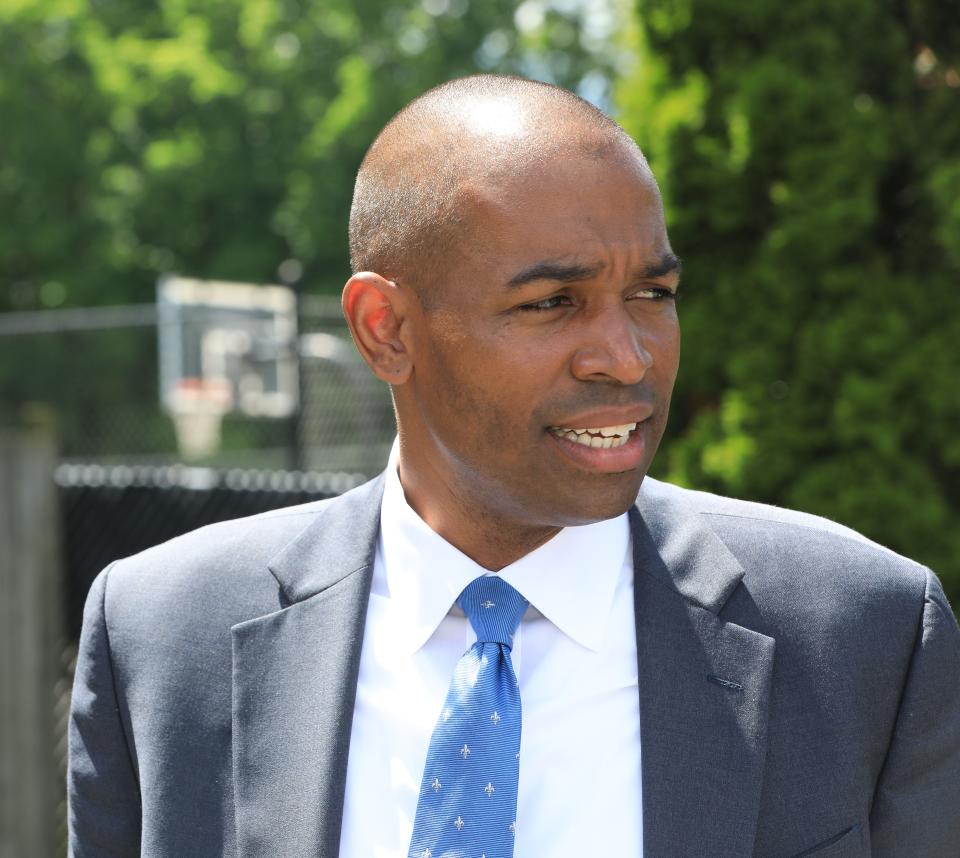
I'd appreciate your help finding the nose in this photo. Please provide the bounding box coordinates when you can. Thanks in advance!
[570,305,654,385]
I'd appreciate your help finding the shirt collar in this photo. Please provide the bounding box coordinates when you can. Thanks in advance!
[378,441,630,654]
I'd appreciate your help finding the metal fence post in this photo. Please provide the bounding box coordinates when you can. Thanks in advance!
[0,431,62,858]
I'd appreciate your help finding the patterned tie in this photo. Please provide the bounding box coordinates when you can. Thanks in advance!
[408,575,529,858]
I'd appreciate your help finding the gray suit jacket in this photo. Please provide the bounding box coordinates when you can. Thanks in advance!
[68,476,960,857]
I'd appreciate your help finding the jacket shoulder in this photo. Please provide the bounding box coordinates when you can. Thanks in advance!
[639,477,933,632]
[642,476,927,577]
[95,476,382,638]
[638,478,941,702]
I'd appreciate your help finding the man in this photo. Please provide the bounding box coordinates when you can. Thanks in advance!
[69,75,960,857]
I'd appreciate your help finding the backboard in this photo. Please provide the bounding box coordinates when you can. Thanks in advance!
[157,276,299,458]
[158,275,298,417]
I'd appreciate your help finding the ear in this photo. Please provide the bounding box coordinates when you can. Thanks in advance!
[341,272,413,384]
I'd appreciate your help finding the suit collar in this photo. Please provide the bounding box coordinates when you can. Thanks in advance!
[634,476,745,613]
[266,472,744,614]
[267,472,386,604]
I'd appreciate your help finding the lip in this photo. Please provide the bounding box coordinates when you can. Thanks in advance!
[547,406,654,432]
[545,416,651,474]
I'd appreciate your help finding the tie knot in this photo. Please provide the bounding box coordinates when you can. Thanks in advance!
[457,576,528,648]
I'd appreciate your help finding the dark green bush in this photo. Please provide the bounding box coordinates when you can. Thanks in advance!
[619,0,960,606]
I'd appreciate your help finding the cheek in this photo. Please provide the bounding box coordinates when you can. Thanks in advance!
[417,327,509,430]
[650,314,681,378]
[663,333,681,381]
[436,347,545,450]
[423,308,470,349]
[417,311,475,398]
[418,310,571,446]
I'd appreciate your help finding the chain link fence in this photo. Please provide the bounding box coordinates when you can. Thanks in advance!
[0,295,396,473]
[57,462,365,639]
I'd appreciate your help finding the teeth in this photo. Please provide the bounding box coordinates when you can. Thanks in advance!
[549,421,639,449]
[600,423,636,437]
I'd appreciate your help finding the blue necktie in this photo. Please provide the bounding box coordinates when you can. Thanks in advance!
[408,575,529,858]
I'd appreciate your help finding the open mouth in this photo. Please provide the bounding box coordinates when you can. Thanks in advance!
[547,422,638,449]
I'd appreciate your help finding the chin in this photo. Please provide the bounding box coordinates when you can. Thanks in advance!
[539,472,646,527]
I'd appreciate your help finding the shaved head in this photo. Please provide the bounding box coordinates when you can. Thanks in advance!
[342,74,677,566]
[348,74,652,299]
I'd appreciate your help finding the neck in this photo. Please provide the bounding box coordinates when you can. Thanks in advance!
[395,445,561,572]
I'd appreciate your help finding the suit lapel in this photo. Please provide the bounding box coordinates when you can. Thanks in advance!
[231,475,385,858]
[631,482,775,857]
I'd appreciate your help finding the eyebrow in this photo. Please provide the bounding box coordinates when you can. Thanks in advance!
[505,260,602,289]
[505,251,682,289]
[642,252,682,280]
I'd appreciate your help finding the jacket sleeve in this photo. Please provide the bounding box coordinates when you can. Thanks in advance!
[870,567,960,854]
[68,564,142,857]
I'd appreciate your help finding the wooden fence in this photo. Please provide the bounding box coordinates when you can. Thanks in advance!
[0,432,62,858]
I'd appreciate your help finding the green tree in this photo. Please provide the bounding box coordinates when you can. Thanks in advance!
[618,0,960,604]
[0,0,620,454]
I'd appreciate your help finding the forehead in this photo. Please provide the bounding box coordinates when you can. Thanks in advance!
[450,146,669,281]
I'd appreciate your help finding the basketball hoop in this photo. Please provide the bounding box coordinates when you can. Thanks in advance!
[168,378,232,460]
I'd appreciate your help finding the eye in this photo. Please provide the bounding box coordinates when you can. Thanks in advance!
[518,295,572,312]
[633,286,678,301]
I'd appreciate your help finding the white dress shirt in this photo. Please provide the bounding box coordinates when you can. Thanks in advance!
[338,449,643,857]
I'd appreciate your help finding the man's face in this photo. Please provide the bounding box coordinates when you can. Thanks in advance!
[400,145,680,529]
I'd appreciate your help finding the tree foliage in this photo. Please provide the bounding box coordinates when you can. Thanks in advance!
[1,0,619,308]
[618,0,960,603]
[0,0,619,452]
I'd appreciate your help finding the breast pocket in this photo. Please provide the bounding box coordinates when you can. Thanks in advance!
[789,823,865,857]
